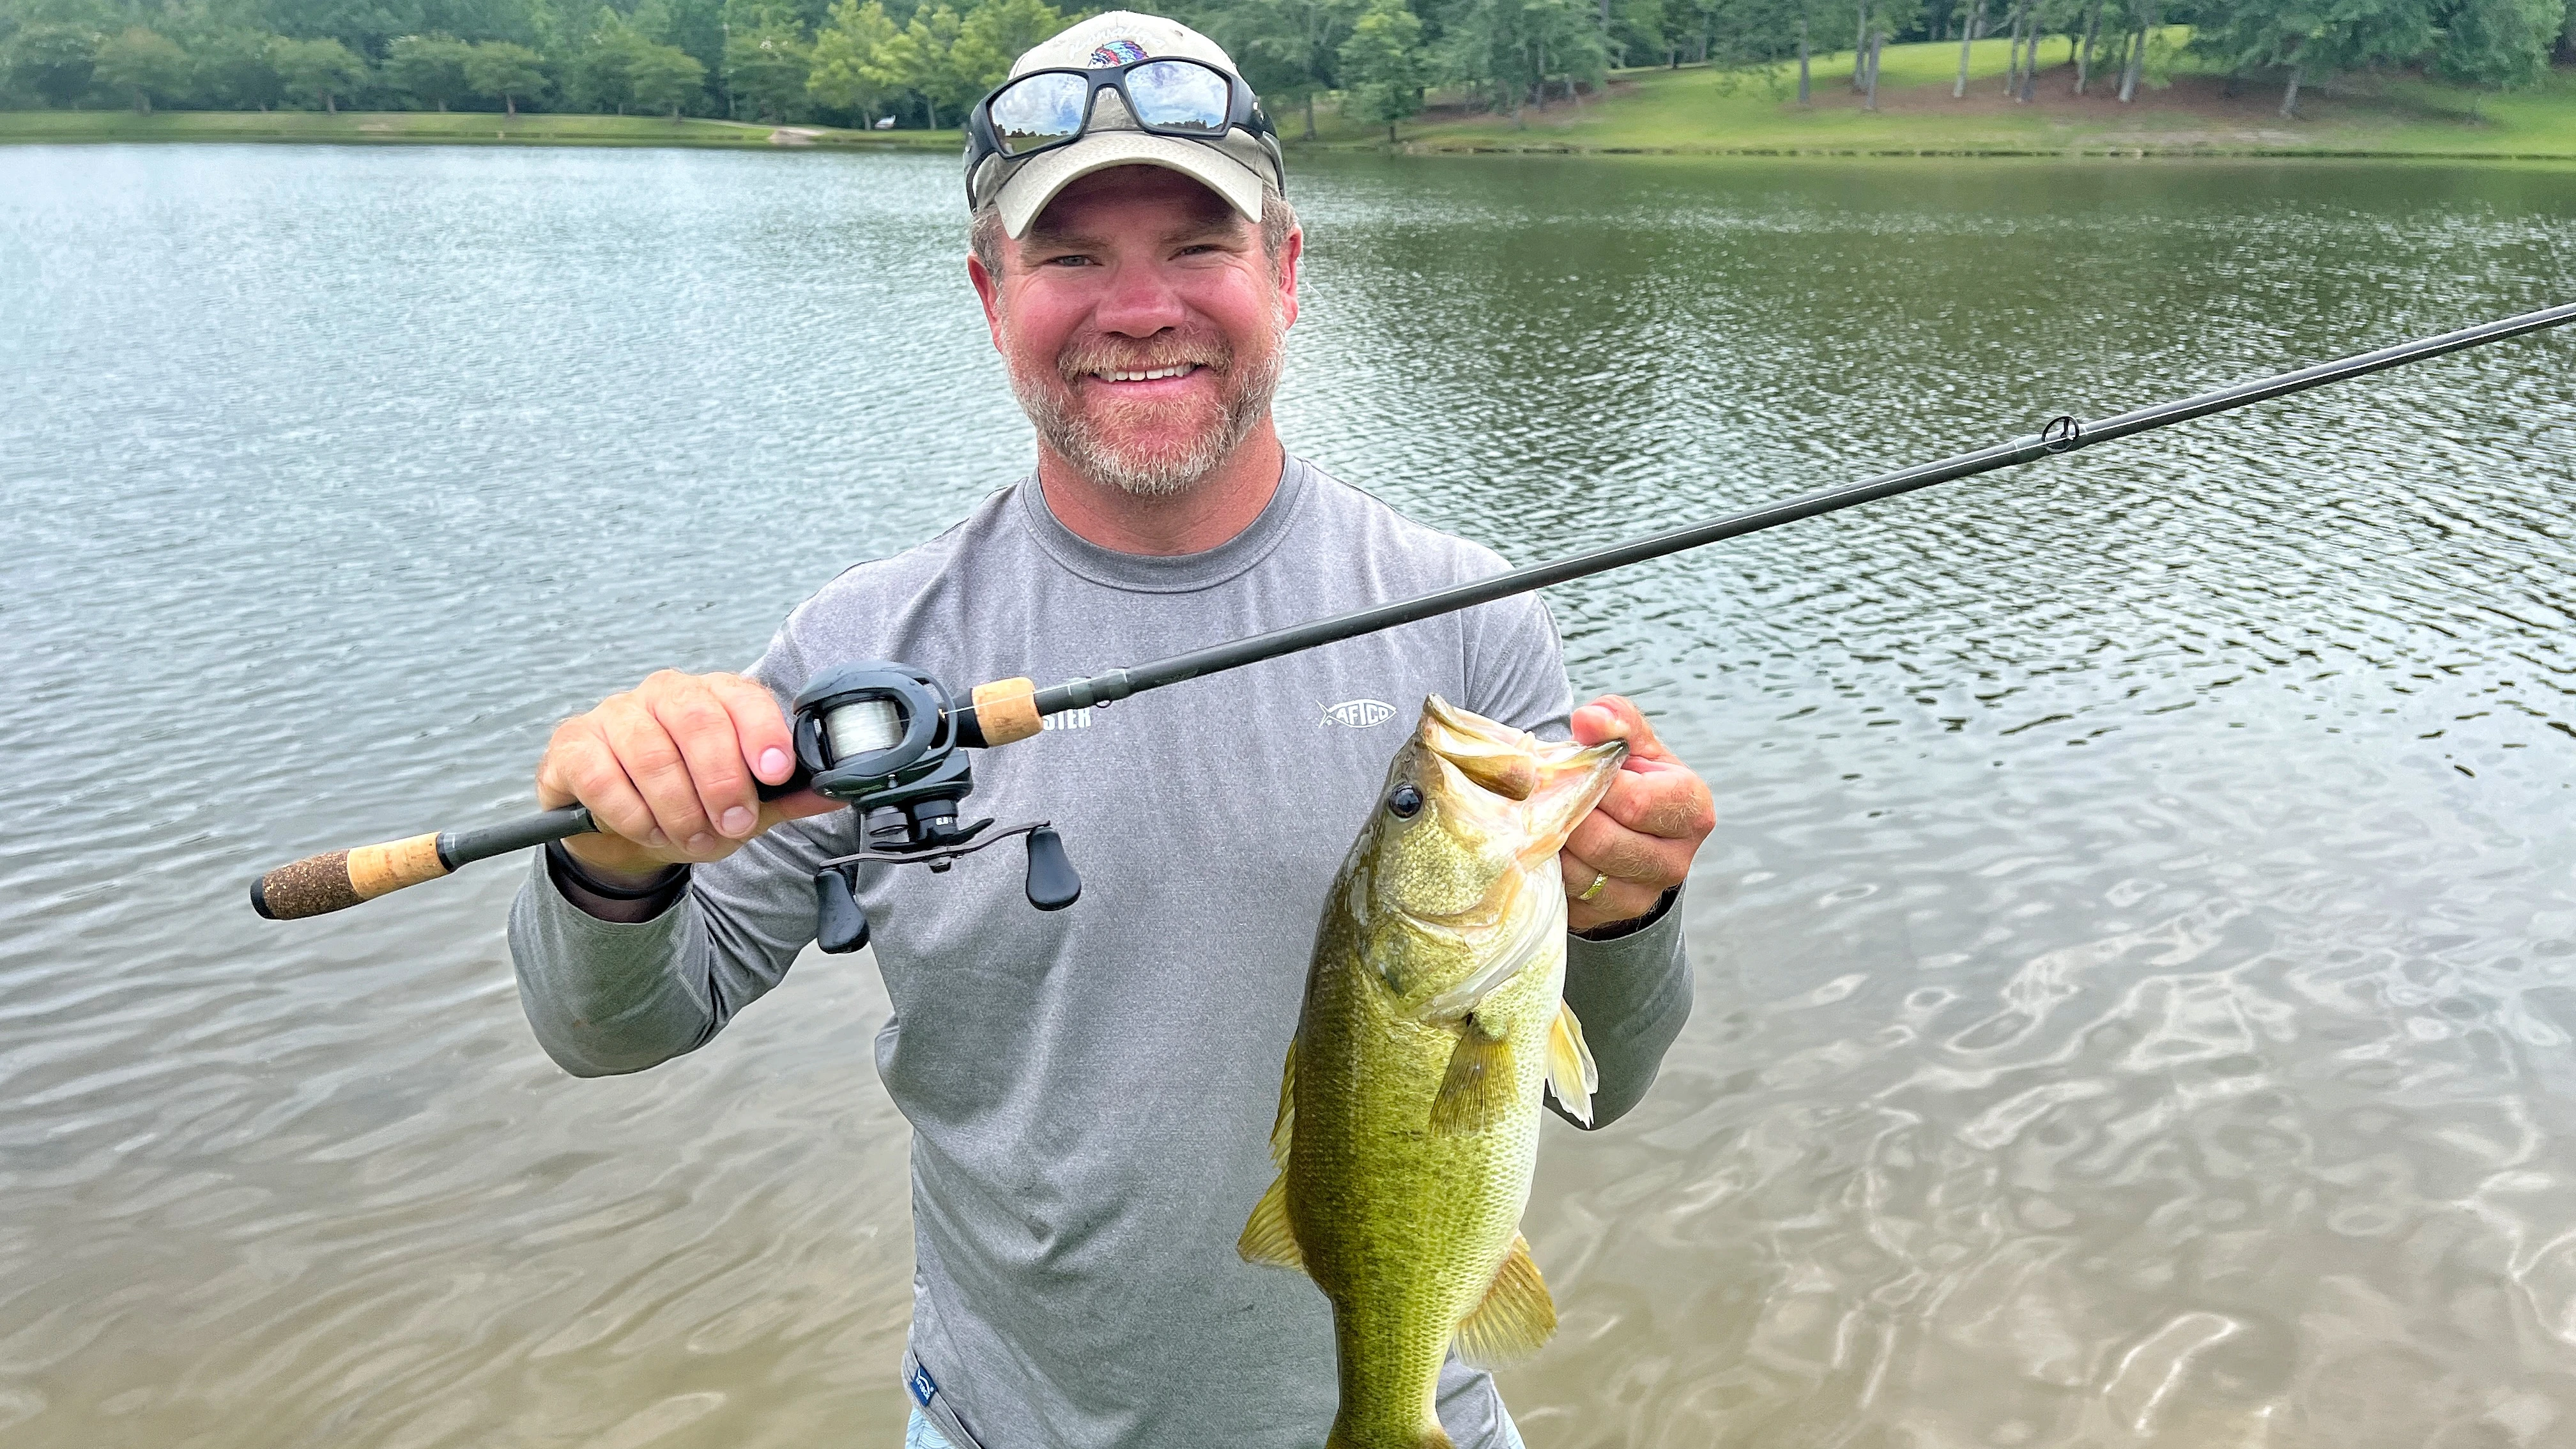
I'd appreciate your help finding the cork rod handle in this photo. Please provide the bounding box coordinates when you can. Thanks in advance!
[250,832,453,920]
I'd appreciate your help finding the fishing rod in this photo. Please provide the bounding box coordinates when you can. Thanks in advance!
[250,300,2576,946]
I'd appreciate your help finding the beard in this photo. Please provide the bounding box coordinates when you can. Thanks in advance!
[1004,316,1286,498]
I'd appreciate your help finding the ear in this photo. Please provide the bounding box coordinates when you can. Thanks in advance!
[968,249,1006,351]
[1274,221,1302,331]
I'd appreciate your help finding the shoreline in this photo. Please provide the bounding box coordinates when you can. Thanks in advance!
[0,111,957,151]
[8,38,2575,165]
[8,112,2573,164]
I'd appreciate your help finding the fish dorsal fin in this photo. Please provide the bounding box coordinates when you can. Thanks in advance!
[1236,1172,1305,1271]
[1269,1043,1296,1170]
[1545,1000,1599,1128]
[1428,1017,1514,1137]
[1453,1233,1558,1367]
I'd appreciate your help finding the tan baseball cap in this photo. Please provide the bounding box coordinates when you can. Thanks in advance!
[966,10,1286,239]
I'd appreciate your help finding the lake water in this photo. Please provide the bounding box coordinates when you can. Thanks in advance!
[3,143,2574,1448]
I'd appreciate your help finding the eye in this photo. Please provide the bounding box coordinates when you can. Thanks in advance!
[1386,784,1423,819]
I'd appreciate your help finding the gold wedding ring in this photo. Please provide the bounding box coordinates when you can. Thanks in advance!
[1578,871,1609,902]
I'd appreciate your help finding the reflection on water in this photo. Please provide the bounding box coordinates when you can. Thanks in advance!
[3,144,2573,1447]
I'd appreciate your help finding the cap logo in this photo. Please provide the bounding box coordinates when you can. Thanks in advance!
[1088,38,1148,66]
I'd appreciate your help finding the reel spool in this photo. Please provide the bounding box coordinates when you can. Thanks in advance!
[785,661,1080,955]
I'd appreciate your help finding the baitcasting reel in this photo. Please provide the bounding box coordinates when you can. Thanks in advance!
[779,661,1080,954]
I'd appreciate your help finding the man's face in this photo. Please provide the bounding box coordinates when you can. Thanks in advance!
[970,165,1301,498]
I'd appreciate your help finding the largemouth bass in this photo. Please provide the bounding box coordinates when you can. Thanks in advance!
[1240,696,1625,1449]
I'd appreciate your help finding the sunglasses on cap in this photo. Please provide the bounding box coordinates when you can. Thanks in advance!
[963,56,1282,206]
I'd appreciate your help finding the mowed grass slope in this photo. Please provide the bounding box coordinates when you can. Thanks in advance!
[0,107,956,149]
[1354,36,2576,158]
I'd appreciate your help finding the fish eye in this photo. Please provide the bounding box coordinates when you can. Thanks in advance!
[1386,784,1423,819]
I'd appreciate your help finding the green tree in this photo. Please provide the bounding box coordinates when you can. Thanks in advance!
[93,26,189,112]
[4,22,103,107]
[1438,0,1606,125]
[949,0,1069,94]
[869,2,965,126]
[1206,0,1360,139]
[270,35,369,112]
[385,33,475,109]
[196,28,286,110]
[629,38,706,113]
[463,39,546,115]
[724,9,812,119]
[2434,0,2562,108]
[1337,0,1426,140]
[806,0,900,118]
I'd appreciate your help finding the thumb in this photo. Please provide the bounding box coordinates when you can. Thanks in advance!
[1570,694,1673,763]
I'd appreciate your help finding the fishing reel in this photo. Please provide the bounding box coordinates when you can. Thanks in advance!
[777,661,1080,954]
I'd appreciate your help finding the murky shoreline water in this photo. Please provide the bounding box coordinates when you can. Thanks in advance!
[3,144,2574,1446]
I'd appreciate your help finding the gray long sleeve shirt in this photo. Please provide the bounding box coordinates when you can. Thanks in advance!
[509,457,1692,1449]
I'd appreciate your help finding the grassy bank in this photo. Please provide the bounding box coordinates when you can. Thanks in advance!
[1330,36,2576,160]
[10,42,2576,160]
[0,107,956,150]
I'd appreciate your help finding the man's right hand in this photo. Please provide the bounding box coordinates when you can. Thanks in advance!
[536,670,840,886]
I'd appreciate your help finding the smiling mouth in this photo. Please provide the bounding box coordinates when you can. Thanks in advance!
[1087,364,1203,383]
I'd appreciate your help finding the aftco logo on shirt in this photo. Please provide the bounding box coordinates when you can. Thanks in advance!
[1322,699,1396,728]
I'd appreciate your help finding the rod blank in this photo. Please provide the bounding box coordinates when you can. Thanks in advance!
[1026,300,2576,719]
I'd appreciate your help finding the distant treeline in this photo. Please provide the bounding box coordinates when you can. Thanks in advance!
[2,0,2570,130]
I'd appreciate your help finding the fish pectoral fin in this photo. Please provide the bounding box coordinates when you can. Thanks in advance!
[1545,1000,1600,1128]
[1269,1043,1296,1171]
[1236,1172,1305,1272]
[1453,1233,1558,1367]
[1428,1020,1514,1137]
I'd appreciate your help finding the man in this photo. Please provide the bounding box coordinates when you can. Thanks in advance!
[510,13,1713,1448]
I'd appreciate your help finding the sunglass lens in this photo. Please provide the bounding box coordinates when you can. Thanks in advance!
[989,73,1089,155]
[1126,60,1229,136]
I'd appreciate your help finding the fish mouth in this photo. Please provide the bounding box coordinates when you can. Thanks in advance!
[1416,696,1626,870]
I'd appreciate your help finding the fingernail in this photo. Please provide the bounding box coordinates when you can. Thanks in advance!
[760,747,790,780]
[687,832,716,854]
[721,806,755,836]
[645,829,668,848]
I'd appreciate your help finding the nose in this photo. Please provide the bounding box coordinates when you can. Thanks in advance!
[1093,257,1189,339]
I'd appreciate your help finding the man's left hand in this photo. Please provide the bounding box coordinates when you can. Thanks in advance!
[1561,696,1715,935]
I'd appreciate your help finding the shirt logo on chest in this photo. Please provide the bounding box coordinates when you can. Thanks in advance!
[1322,699,1397,729]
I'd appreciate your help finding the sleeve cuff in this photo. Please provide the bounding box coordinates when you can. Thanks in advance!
[544,839,691,923]
[1573,885,1678,942]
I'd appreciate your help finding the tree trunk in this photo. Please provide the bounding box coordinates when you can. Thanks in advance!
[1854,0,1870,87]
[1800,18,1813,104]
[2004,3,2022,97]
[134,91,150,114]
[1955,0,1983,97]
[2076,0,2103,92]
[2278,62,2301,117]
[2022,26,2041,100]
[437,98,447,112]
[324,92,336,114]
[1303,92,1315,139]
[2119,24,2143,102]
[1387,119,1396,141]
[505,95,518,118]
[1863,33,1882,109]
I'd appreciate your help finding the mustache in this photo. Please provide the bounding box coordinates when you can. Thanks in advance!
[1055,334,1233,383]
